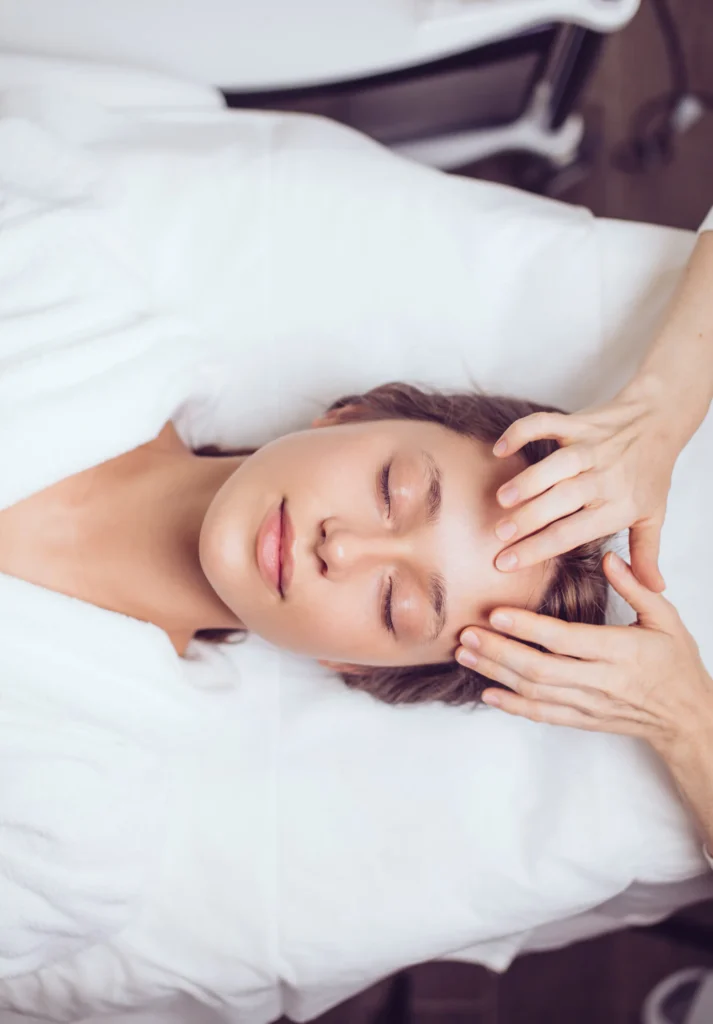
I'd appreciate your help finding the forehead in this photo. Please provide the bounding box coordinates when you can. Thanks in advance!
[383,421,552,659]
[433,507,551,661]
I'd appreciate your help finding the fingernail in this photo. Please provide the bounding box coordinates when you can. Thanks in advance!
[493,439,507,456]
[490,612,513,630]
[495,551,518,571]
[495,520,517,541]
[498,485,518,507]
[610,553,628,572]
[482,691,501,706]
[460,629,480,649]
[458,649,478,670]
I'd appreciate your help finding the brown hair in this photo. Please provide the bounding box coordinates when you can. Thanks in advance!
[195,383,608,706]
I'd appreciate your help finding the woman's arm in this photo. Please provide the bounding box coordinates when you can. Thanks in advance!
[664,718,713,863]
[630,230,713,450]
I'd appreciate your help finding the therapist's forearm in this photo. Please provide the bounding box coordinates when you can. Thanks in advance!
[664,706,713,861]
[623,231,713,448]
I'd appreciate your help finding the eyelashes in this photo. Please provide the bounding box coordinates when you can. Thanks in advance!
[380,460,394,634]
[380,461,392,516]
[382,577,395,634]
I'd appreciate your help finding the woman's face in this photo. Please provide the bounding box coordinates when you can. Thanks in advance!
[199,417,550,667]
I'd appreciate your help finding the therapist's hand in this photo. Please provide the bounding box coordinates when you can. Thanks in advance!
[491,386,680,592]
[456,552,713,761]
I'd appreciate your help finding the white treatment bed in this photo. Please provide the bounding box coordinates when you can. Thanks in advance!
[0,51,712,1024]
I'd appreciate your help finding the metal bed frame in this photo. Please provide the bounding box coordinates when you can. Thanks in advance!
[224,19,617,192]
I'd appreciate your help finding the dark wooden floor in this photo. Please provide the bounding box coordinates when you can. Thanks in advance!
[464,0,713,232]
[277,3,713,1022]
[557,0,713,230]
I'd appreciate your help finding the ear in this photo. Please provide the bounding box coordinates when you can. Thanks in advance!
[318,658,361,675]
[310,403,364,429]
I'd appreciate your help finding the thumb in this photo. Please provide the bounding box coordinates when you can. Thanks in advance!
[603,551,672,627]
[628,519,666,592]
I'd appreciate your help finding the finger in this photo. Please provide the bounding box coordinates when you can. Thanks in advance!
[456,645,525,692]
[480,689,624,732]
[628,519,666,593]
[603,551,675,628]
[457,629,591,688]
[496,446,590,509]
[460,647,620,718]
[494,506,611,573]
[462,608,620,662]
[495,476,596,546]
[493,411,586,458]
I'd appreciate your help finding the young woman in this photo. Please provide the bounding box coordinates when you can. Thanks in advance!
[0,383,605,705]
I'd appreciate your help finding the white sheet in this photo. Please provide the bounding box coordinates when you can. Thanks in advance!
[0,52,711,1024]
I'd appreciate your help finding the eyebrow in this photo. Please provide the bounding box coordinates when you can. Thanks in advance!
[422,450,442,525]
[419,450,447,642]
[426,571,447,643]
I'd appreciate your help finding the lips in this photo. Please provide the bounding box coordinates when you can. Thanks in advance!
[256,499,295,598]
[256,500,284,596]
[280,502,295,595]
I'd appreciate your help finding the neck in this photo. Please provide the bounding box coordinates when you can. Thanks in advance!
[81,444,246,644]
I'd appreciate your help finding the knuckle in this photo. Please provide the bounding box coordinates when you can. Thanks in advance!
[490,646,508,669]
[573,443,596,473]
[562,446,585,477]
[584,471,609,509]
[516,413,543,441]
[530,682,550,702]
[566,477,588,507]
[546,520,570,547]
[532,411,553,433]
[529,702,547,723]
[529,661,551,685]
[535,618,559,649]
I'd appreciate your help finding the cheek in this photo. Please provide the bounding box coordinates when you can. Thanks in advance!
[198,490,252,612]
[242,580,383,662]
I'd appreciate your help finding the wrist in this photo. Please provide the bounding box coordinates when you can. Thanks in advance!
[620,372,705,452]
[661,687,713,773]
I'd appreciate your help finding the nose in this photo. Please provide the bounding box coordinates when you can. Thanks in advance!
[317,520,408,577]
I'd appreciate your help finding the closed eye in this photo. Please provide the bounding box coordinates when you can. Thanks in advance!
[382,577,395,634]
[380,461,392,516]
[378,461,396,636]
